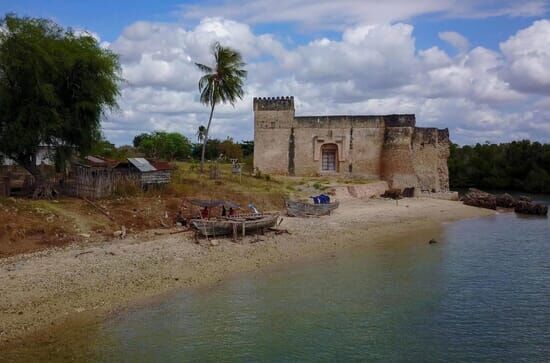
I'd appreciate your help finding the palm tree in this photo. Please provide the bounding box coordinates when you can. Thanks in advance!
[196,125,206,142]
[195,42,247,172]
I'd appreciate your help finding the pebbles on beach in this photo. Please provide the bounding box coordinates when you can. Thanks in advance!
[0,198,493,345]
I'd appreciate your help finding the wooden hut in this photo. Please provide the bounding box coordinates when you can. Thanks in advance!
[65,156,135,199]
[116,158,172,187]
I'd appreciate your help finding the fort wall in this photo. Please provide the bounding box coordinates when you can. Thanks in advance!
[253,96,450,192]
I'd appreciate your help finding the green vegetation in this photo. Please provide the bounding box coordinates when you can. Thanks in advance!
[90,137,137,160]
[132,131,192,161]
[191,137,243,160]
[449,140,550,193]
[89,136,253,164]
[0,15,120,193]
[195,42,247,172]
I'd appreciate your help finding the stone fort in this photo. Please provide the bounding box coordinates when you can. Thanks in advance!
[253,96,450,192]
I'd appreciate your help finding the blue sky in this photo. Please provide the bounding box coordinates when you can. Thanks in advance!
[2,1,544,48]
[1,0,549,145]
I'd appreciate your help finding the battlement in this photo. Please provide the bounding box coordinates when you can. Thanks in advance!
[253,94,450,191]
[253,96,295,111]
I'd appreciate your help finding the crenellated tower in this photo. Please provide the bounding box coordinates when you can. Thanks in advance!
[253,97,295,174]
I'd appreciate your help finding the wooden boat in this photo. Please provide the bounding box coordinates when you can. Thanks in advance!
[286,199,339,217]
[191,213,279,237]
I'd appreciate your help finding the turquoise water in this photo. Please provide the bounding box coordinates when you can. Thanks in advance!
[5,197,550,362]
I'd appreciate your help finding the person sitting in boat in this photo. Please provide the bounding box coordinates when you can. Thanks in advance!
[228,207,236,217]
[201,206,209,219]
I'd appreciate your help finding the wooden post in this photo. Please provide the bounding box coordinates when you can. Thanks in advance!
[232,222,237,242]
[242,221,246,238]
[3,176,10,197]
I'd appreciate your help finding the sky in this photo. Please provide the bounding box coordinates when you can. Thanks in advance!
[1,0,550,145]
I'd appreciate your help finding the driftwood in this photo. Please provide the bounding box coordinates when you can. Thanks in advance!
[74,250,94,258]
[82,197,115,221]
[169,228,191,235]
[268,228,291,235]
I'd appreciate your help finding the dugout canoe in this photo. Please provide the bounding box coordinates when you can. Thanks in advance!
[191,213,279,237]
[285,200,339,217]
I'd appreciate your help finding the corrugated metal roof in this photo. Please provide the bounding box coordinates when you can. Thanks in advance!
[149,160,173,171]
[127,158,157,172]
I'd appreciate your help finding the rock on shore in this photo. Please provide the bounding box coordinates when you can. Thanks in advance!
[462,188,547,216]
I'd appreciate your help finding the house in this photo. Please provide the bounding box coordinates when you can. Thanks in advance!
[1,144,57,166]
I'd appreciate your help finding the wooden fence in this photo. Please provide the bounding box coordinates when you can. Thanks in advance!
[63,168,140,199]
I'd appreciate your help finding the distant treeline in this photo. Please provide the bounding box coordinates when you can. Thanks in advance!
[449,140,550,193]
[91,131,254,163]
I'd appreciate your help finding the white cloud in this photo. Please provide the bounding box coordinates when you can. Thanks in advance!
[180,0,548,29]
[103,17,550,146]
[438,31,470,53]
[500,19,550,94]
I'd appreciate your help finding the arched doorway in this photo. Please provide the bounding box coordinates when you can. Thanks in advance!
[321,143,338,172]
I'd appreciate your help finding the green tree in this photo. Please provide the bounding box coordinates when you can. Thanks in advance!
[133,133,150,148]
[0,14,120,197]
[133,131,192,161]
[448,140,550,193]
[219,137,243,160]
[239,140,254,157]
[195,42,247,172]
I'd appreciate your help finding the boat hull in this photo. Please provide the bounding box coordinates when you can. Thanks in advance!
[286,200,339,217]
[191,214,279,237]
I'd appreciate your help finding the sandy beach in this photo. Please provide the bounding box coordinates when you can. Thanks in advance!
[0,198,494,346]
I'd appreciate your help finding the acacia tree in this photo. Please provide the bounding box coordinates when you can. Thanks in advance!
[195,42,247,172]
[0,15,120,197]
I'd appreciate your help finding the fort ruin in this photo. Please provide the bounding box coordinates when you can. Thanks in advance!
[253,96,450,193]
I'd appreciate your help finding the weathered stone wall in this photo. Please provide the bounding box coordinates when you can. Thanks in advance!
[410,128,450,192]
[253,97,294,174]
[380,126,418,190]
[253,96,450,192]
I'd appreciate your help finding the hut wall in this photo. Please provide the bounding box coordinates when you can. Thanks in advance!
[140,170,171,185]
[64,167,140,199]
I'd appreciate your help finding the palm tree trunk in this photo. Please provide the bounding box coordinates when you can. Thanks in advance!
[200,102,216,173]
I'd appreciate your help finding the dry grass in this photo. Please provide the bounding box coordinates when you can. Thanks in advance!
[0,163,309,258]
[0,164,384,258]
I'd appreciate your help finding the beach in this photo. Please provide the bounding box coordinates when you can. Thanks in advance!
[0,198,493,346]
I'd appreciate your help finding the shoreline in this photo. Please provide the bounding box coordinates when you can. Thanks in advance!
[0,198,494,348]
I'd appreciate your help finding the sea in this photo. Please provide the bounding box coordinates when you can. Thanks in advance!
[3,194,549,362]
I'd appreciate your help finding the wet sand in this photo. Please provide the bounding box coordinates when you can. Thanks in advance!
[0,198,493,347]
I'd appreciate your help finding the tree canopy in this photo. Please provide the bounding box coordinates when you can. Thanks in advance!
[133,131,192,161]
[191,138,251,161]
[0,14,120,183]
[449,140,550,193]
